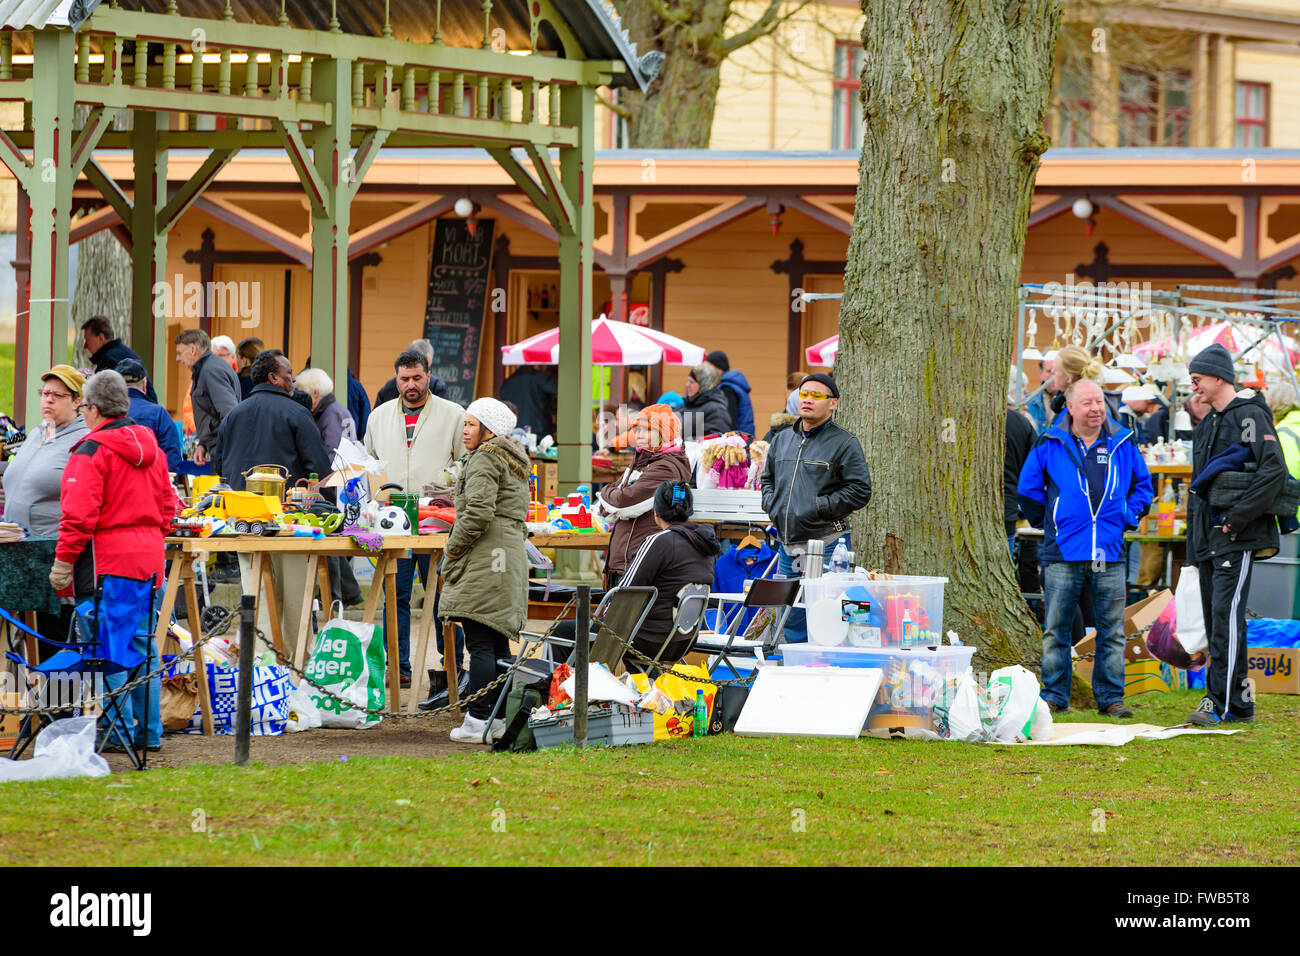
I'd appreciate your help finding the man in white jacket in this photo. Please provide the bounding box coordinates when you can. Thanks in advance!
[364,348,466,684]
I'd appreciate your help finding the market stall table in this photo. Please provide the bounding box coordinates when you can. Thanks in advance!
[165,532,610,720]
[0,537,61,692]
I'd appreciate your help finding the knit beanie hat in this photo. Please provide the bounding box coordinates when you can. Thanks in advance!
[689,363,720,391]
[799,372,839,399]
[1188,344,1235,383]
[705,350,730,373]
[635,403,682,447]
[466,397,517,439]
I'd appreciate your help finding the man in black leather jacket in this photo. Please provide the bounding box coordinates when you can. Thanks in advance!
[760,373,872,641]
[1185,344,1287,727]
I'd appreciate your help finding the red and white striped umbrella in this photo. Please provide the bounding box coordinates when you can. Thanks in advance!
[805,334,838,367]
[500,315,706,366]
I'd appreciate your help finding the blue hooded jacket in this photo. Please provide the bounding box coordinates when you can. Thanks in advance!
[718,369,755,436]
[1017,410,1153,563]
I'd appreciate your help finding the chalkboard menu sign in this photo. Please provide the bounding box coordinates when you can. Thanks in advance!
[422,217,495,406]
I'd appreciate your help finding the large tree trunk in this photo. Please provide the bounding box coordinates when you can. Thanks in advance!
[837,0,1063,670]
[617,1,727,148]
[71,229,132,367]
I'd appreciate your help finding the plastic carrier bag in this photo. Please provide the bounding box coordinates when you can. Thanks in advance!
[302,603,386,728]
[987,665,1041,742]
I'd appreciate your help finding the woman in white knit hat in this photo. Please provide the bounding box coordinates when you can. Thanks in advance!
[440,397,531,743]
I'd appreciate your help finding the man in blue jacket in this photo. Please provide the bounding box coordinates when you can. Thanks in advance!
[1018,378,1153,717]
[705,350,755,437]
[115,358,182,473]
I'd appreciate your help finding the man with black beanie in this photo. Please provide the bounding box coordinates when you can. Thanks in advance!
[1185,343,1288,726]
[704,349,755,436]
[760,372,872,642]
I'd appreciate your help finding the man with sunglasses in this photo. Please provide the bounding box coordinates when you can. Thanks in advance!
[760,373,872,642]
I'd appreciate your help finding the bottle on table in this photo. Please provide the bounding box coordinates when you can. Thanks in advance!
[693,689,707,738]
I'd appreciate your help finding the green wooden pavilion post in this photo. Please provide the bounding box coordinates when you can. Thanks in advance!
[556,82,595,493]
[131,111,170,387]
[307,57,352,393]
[27,30,77,382]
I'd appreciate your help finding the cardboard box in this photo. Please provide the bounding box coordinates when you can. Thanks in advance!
[1073,589,1188,699]
[1248,646,1299,695]
[0,692,22,751]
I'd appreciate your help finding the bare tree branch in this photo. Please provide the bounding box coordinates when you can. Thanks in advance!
[595,88,631,120]
[718,0,815,56]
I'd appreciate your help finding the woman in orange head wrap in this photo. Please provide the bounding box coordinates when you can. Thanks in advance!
[593,403,691,587]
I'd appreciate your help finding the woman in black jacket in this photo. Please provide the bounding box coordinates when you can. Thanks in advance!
[618,481,722,667]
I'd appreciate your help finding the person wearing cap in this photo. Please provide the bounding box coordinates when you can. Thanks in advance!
[1185,343,1288,727]
[439,398,530,744]
[594,404,693,588]
[760,373,872,643]
[115,358,182,473]
[704,350,755,437]
[681,363,731,440]
[2,365,93,644]
[81,315,156,404]
[1120,383,1168,444]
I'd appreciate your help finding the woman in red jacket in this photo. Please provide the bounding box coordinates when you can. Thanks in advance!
[594,404,691,588]
[49,371,180,753]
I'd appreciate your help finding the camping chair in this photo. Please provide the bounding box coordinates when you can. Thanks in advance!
[691,577,802,678]
[639,583,712,679]
[3,575,158,770]
[480,585,657,743]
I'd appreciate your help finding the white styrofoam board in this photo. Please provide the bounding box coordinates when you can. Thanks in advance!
[733,665,882,738]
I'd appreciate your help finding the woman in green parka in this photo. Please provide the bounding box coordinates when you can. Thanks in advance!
[441,397,531,744]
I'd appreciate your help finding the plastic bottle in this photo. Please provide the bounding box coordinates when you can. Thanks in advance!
[901,609,915,649]
[693,689,707,738]
[829,542,850,574]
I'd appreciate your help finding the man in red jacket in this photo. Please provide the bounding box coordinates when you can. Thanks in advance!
[49,371,179,753]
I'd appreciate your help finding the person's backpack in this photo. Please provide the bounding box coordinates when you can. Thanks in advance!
[491,676,550,753]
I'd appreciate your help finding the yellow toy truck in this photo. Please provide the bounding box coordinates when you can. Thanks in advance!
[182,488,285,535]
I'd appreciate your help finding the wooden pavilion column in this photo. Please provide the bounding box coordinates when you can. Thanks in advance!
[307,59,353,396]
[557,84,595,493]
[26,30,76,392]
[131,111,169,385]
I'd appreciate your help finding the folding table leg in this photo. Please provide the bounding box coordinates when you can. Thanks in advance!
[154,558,182,651]
[443,620,460,709]
[182,559,214,735]
[384,558,400,713]
[259,556,285,657]
[294,554,320,672]
[409,577,438,714]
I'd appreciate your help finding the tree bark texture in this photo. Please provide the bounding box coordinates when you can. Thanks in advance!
[618,0,725,148]
[71,229,132,367]
[837,0,1063,669]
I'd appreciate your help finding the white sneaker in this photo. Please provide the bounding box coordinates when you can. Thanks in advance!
[449,714,489,743]
[487,718,507,741]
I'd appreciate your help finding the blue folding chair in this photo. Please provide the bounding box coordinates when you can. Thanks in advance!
[3,575,158,770]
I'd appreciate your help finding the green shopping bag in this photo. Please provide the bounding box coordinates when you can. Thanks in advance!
[302,603,386,728]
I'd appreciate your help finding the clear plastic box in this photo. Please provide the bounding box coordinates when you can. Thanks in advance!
[779,644,975,732]
[801,572,948,648]
[529,704,654,749]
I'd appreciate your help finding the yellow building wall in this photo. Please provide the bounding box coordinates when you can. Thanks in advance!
[1235,49,1300,147]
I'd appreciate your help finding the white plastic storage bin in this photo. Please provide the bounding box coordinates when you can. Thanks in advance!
[529,704,654,749]
[779,643,974,732]
[801,572,948,648]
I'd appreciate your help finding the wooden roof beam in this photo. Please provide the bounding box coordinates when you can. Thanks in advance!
[193,194,311,265]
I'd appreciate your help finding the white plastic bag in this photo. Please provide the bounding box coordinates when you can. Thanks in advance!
[987,665,1041,742]
[0,717,110,783]
[303,605,385,729]
[285,683,323,733]
[1174,566,1207,654]
[1028,698,1055,741]
[944,670,991,743]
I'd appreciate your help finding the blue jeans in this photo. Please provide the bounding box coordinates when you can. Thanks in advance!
[1041,560,1126,710]
[102,594,162,748]
[777,533,851,644]
[387,554,464,673]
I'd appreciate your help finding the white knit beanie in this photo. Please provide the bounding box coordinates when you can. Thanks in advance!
[466,397,516,439]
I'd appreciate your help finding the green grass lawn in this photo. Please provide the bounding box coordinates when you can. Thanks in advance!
[2,690,1296,866]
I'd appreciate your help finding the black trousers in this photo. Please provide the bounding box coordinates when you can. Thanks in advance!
[457,618,511,720]
[1198,552,1255,718]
